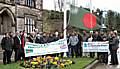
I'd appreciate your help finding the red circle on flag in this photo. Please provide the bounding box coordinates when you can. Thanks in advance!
[83,13,96,29]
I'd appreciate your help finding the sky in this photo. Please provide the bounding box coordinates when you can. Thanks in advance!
[43,0,120,12]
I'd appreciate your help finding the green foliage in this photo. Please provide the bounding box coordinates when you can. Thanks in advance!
[106,10,120,33]
[0,58,94,69]
[43,10,63,32]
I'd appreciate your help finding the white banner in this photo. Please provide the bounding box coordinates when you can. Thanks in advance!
[83,42,109,52]
[24,39,68,57]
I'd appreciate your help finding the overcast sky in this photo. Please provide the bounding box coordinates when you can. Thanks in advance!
[43,0,120,12]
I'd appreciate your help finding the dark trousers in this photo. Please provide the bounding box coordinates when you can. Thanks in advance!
[79,47,82,57]
[67,46,71,57]
[90,52,95,58]
[71,45,78,58]
[77,43,82,57]
[101,52,108,64]
[14,48,21,62]
[111,50,118,65]
[19,47,25,60]
[60,52,64,58]
[56,53,59,57]
[109,45,112,54]
[3,50,11,64]
[97,52,101,59]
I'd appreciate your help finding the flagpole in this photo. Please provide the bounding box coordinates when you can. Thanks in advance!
[63,0,67,57]
[64,0,67,39]
[90,0,93,31]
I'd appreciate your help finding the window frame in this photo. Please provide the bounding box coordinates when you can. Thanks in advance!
[25,0,35,7]
[25,17,35,33]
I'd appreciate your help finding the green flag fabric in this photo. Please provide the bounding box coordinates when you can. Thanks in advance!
[69,5,100,31]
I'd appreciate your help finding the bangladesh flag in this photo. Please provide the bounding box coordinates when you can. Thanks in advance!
[69,5,100,31]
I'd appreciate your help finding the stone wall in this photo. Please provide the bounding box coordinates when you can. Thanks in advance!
[0,0,43,43]
[0,0,43,32]
[43,10,63,33]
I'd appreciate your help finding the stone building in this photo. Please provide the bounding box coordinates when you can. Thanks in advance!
[43,10,63,33]
[0,0,43,34]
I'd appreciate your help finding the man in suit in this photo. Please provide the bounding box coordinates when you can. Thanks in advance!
[13,32,21,62]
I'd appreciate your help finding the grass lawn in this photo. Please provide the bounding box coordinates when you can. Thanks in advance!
[0,58,95,69]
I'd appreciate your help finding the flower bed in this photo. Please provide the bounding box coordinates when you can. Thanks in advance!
[20,56,75,69]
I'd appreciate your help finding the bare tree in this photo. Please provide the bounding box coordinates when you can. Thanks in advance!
[54,0,64,11]
[57,0,64,11]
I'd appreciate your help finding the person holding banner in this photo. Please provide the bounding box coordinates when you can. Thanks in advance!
[86,32,94,58]
[42,32,49,44]
[48,33,54,43]
[28,32,35,43]
[69,32,79,58]
[82,31,89,57]
[67,33,71,58]
[101,33,108,64]
[59,33,64,58]
[77,32,83,57]
[35,33,43,43]
[53,32,60,57]
[93,31,103,59]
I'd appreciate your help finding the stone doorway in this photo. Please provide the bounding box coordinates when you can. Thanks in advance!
[0,8,15,34]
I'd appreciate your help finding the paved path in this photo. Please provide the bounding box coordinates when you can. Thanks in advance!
[94,41,120,69]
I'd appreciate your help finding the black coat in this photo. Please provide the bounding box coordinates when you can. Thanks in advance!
[93,35,103,41]
[111,36,119,50]
[1,37,12,50]
[48,36,54,43]
[35,36,44,44]
[42,36,48,43]
[13,36,20,49]
[29,35,34,43]
[53,36,59,41]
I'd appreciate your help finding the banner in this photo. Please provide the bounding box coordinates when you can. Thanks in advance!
[24,39,68,57]
[83,42,109,52]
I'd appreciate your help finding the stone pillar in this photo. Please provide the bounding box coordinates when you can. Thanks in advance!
[0,15,2,33]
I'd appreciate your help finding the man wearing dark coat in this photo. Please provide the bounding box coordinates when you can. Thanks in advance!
[13,32,21,62]
[77,33,83,57]
[1,33,12,64]
[110,32,119,65]
[93,31,103,59]
[35,33,43,44]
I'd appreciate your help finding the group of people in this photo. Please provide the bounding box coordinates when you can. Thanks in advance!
[1,30,119,65]
[82,30,119,65]
[0,30,82,65]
